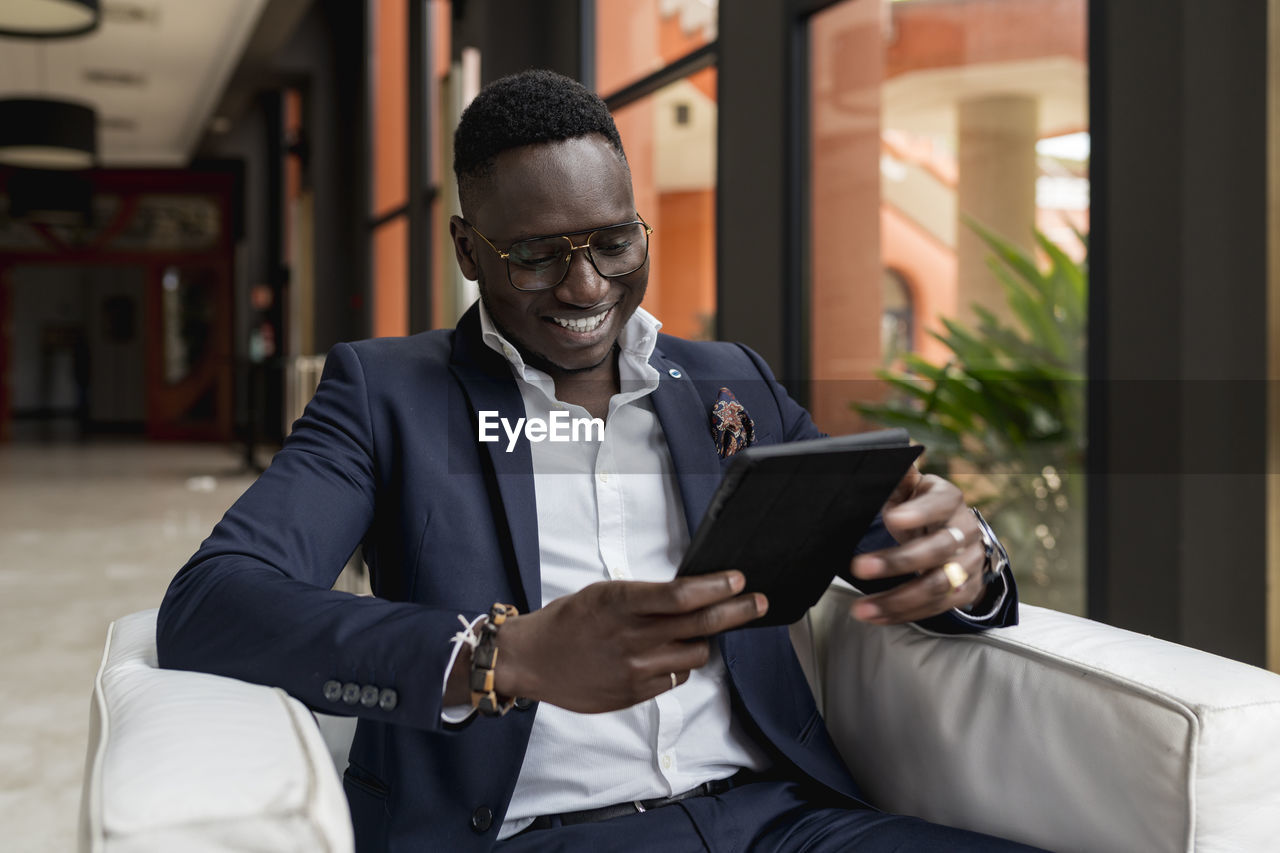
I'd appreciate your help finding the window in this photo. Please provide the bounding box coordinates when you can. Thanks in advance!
[369,0,409,337]
[598,0,718,340]
[810,0,1088,614]
[881,268,914,367]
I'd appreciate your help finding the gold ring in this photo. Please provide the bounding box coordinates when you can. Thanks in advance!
[943,526,965,552]
[941,561,969,591]
[670,672,678,690]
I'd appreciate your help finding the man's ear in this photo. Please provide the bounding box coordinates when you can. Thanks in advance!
[449,215,479,281]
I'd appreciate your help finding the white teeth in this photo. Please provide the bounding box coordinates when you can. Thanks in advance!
[552,309,609,333]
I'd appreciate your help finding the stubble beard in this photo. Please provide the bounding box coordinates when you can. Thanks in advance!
[476,273,618,378]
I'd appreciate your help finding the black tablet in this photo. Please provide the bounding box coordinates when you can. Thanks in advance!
[677,430,924,627]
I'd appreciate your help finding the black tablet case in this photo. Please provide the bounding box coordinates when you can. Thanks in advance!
[678,430,924,627]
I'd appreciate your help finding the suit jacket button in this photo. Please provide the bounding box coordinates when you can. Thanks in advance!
[360,685,380,707]
[470,806,494,833]
[341,682,361,705]
[378,688,398,711]
[322,680,343,702]
[514,696,533,711]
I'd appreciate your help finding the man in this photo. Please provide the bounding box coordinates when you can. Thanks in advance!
[158,70,1040,852]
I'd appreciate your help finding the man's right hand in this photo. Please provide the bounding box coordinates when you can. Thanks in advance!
[480,570,766,714]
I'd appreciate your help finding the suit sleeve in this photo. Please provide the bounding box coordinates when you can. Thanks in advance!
[732,344,1018,634]
[156,342,478,732]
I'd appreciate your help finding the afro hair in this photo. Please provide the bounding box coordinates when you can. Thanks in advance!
[452,69,627,213]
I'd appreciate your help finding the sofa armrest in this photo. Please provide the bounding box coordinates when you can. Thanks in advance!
[797,584,1280,853]
[80,610,354,853]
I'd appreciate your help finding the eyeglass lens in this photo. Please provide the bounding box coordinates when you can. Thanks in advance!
[506,222,648,290]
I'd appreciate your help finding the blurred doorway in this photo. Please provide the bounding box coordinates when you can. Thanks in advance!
[0,169,236,442]
[4,261,232,441]
[8,265,145,439]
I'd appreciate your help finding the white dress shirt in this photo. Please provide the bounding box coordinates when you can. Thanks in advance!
[472,302,771,840]
[445,301,1004,839]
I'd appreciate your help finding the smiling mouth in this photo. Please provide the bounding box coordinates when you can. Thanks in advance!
[549,306,613,334]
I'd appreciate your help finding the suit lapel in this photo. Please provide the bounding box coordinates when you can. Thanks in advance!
[647,346,723,543]
[648,344,771,680]
[449,306,542,612]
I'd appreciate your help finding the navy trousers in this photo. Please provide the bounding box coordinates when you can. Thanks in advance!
[495,779,1050,853]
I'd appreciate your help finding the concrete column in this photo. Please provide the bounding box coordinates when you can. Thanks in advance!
[956,95,1039,323]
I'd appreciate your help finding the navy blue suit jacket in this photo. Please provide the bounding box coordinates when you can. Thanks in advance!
[157,304,1017,853]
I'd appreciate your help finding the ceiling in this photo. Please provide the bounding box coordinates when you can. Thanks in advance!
[0,0,269,167]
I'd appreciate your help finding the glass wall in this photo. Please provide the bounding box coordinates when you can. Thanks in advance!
[810,0,1088,613]
[598,0,718,340]
[596,0,716,94]
[369,0,409,338]
[1270,0,1280,669]
[361,0,718,341]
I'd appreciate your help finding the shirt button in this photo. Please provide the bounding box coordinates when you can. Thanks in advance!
[471,806,494,833]
[599,471,609,483]
[661,754,672,770]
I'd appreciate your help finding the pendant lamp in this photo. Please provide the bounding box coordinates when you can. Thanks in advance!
[0,98,98,169]
[8,167,93,225]
[0,0,100,38]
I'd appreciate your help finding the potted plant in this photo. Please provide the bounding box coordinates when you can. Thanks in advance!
[855,224,1087,613]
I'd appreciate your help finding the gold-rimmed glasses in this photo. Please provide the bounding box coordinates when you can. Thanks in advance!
[465,217,653,291]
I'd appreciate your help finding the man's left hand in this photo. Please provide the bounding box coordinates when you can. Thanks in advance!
[848,467,987,623]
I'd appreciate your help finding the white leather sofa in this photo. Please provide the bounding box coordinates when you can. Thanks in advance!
[81,584,1280,852]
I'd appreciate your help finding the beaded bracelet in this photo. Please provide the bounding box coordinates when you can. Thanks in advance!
[469,602,519,716]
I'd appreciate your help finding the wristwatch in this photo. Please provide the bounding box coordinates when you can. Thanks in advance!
[970,507,1010,585]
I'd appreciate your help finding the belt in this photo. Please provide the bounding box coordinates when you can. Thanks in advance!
[522,772,750,832]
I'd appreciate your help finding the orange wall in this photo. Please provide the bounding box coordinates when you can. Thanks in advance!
[373,217,408,338]
[371,0,408,337]
[596,0,663,95]
[886,0,1086,79]
[372,0,408,217]
[611,100,660,320]
[429,0,451,330]
[655,190,715,340]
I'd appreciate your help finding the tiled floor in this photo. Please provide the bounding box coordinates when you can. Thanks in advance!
[0,440,259,852]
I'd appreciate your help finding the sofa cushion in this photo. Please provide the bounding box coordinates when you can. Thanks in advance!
[809,589,1280,853]
[80,610,354,853]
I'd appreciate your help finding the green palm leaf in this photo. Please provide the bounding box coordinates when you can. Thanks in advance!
[854,223,1087,614]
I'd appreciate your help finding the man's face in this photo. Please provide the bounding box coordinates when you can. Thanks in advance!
[450,135,647,379]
